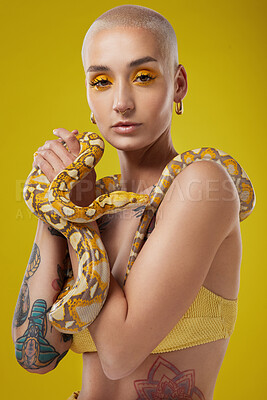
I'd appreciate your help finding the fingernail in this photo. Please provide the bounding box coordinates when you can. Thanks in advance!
[53,129,58,134]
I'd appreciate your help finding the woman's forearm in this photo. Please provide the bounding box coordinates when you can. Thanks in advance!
[12,219,73,374]
[88,274,129,379]
[67,220,130,379]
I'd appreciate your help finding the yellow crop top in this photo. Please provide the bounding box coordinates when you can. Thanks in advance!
[70,147,255,354]
[71,285,238,354]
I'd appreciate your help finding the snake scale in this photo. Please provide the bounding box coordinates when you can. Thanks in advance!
[23,131,255,333]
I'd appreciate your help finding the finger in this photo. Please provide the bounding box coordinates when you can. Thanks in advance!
[33,153,55,182]
[41,140,76,167]
[53,128,80,157]
[57,130,78,144]
[37,149,66,177]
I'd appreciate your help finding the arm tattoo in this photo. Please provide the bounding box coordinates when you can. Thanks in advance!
[13,280,30,328]
[52,264,67,292]
[50,251,73,344]
[134,356,205,400]
[61,333,72,343]
[97,215,112,233]
[52,251,72,302]
[132,205,146,218]
[26,242,41,279]
[55,350,68,367]
[48,225,66,239]
[15,299,61,370]
[97,203,147,234]
[13,242,41,328]
[133,185,156,218]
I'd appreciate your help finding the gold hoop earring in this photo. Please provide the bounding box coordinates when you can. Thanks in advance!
[90,112,96,124]
[175,100,183,115]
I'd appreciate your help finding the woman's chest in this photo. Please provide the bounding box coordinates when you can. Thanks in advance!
[97,207,145,287]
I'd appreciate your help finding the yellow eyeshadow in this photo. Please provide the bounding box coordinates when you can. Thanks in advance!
[88,70,157,90]
[89,75,113,90]
[134,70,156,76]
[133,70,157,85]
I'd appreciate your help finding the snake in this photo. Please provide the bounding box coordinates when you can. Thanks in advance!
[23,132,256,334]
[23,132,149,333]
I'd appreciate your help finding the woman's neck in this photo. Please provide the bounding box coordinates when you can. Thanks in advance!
[117,130,178,193]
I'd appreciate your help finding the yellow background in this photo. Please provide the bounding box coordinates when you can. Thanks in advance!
[1,0,266,398]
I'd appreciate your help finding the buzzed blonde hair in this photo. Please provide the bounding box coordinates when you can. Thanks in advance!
[81,5,179,76]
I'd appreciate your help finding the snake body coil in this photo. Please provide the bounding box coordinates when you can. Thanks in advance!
[23,132,255,334]
[23,132,149,333]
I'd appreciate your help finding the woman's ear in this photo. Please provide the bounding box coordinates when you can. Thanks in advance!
[85,77,87,88]
[174,64,187,103]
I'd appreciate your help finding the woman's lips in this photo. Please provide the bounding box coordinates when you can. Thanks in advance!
[111,124,142,134]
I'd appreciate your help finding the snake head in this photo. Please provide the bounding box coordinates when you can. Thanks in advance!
[91,190,150,218]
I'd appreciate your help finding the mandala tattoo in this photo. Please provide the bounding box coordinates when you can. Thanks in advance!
[13,242,41,327]
[134,356,205,400]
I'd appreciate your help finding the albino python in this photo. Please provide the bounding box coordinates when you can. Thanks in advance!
[23,131,255,334]
[23,132,149,333]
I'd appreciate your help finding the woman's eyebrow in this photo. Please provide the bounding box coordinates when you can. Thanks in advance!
[87,56,157,73]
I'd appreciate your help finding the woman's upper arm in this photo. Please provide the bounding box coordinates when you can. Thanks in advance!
[123,160,240,362]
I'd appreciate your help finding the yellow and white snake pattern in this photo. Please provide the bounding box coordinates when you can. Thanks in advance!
[23,132,149,333]
[23,132,255,334]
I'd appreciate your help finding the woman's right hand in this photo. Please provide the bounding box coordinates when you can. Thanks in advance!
[32,128,80,182]
[33,128,96,206]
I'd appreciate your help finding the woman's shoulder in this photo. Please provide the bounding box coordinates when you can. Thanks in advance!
[157,147,255,223]
[161,157,239,205]
[156,158,240,236]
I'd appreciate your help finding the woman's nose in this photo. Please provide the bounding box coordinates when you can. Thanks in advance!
[112,80,135,115]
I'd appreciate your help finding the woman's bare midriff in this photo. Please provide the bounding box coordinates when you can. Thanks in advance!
[80,338,230,400]
[77,193,242,400]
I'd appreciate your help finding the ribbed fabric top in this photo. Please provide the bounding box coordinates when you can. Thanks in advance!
[70,285,238,354]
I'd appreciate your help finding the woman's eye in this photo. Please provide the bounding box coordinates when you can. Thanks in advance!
[89,76,112,90]
[88,72,157,90]
[134,72,157,84]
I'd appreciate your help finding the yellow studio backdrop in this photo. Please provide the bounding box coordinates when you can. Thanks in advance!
[1,0,265,398]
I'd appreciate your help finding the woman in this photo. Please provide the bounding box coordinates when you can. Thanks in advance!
[12,5,255,400]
